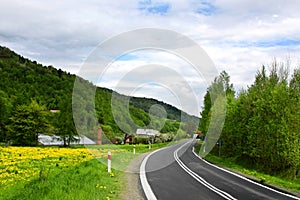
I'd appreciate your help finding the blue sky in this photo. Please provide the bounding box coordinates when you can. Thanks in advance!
[0,0,300,116]
[254,39,300,48]
[139,0,170,15]
[228,39,300,48]
[195,1,217,16]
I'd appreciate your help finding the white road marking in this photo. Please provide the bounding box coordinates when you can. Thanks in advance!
[192,146,300,200]
[140,147,167,200]
[174,140,237,200]
[140,142,184,200]
[141,139,299,200]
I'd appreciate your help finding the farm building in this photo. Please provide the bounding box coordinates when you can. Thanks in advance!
[38,134,95,146]
[136,129,159,137]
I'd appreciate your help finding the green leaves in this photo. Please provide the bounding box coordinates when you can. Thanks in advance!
[7,101,51,146]
[203,64,300,178]
[0,45,193,146]
[0,90,12,142]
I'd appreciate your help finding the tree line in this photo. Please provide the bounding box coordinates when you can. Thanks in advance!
[0,46,193,146]
[200,62,300,178]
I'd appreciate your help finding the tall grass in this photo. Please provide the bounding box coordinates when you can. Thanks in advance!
[1,159,123,200]
[1,142,173,200]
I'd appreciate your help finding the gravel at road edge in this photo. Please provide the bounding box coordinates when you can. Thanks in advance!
[120,152,150,200]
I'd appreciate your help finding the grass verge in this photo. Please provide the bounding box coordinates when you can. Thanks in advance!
[1,142,172,200]
[1,159,122,200]
[86,142,175,172]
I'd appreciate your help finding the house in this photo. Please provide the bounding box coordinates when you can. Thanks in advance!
[136,129,159,137]
[38,134,96,146]
[124,134,135,144]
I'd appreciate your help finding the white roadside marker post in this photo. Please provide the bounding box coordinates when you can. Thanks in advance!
[133,145,136,154]
[108,151,111,173]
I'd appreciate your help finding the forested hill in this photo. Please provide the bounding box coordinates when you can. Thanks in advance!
[0,46,198,143]
[0,46,76,108]
[129,96,192,122]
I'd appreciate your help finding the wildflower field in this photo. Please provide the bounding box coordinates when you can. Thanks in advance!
[0,142,171,200]
[0,146,93,188]
[0,146,125,200]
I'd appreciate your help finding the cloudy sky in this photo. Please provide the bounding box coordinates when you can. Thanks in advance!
[1,0,300,116]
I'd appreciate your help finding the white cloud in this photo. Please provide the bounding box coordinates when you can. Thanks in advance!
[1,0,300,116]
[95,50,206,116]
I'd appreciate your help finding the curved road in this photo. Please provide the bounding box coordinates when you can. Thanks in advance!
[140,139,300,200]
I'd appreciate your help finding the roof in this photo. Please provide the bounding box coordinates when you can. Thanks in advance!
[38,134,96,145]
[136,129,159,137]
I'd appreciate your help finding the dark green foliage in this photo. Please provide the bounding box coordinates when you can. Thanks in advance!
[160,120,180,133]
[7,101,51,146]
[201,64,300,178]
[0,90,12,142]
[199,91,211,135]
[0,46,196,145]
[129,96,197,122]
[200,70,234,135]
[133,136,149,144]
[0,46,75,109]
[55,96,78,146]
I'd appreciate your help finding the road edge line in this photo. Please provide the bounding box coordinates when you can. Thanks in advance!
[140,148,165,200]
[174,140,237,200]
[192,146,300,200]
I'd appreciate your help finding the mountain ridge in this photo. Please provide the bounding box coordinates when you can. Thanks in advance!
[0,45,198,142]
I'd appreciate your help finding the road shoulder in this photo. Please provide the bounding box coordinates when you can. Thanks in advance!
[120,152,150,200]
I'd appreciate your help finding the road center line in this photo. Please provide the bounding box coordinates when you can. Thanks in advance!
[174,140,237,200]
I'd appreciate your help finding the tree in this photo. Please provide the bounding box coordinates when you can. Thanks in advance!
[55,96,78,146]
[199,91,211,135]
[287,69,300,178]
[217,64,300,176]
[0,45,193,146]
[7,101,50,146]
[200,70,234,135]
[0,90,12,142]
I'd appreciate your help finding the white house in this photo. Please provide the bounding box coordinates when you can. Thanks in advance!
[136,129,159,137]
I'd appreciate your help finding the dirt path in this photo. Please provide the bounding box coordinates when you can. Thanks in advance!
[120,152,150,200]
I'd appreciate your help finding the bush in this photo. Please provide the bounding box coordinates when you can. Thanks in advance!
[133,136,149,144]
[113,136,123,144]
[158,133,174,142]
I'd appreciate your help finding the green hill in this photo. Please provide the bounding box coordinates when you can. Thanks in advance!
[0,46,198,144]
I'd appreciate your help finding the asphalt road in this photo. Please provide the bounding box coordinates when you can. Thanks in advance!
[140,139,300,200]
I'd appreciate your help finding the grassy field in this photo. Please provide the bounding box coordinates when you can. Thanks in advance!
[0,142,172,200]
[195,142,300,194]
